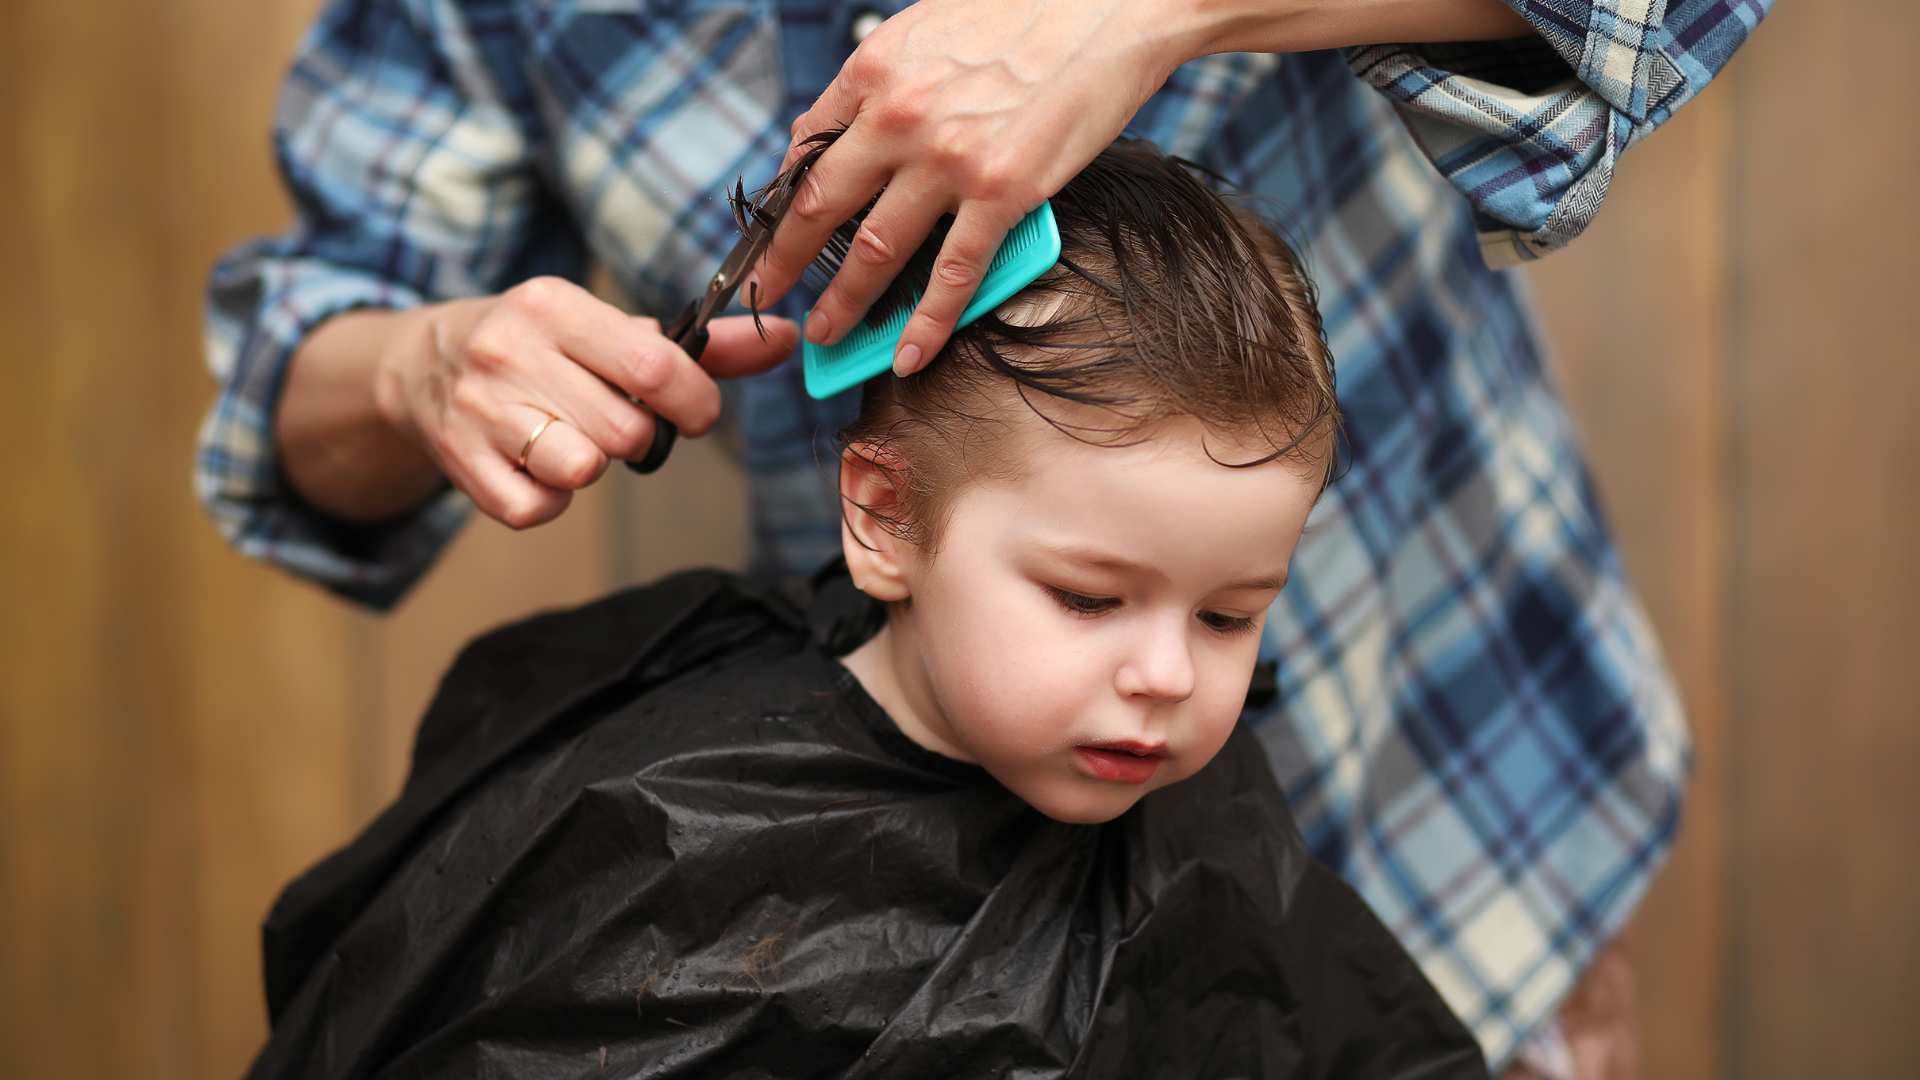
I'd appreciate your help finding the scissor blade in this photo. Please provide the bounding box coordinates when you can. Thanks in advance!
[686,234,760,327]
[687,156,816,328]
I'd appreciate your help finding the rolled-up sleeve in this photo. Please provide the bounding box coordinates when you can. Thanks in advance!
[198,0,584,609]
[1345,0,1770,266]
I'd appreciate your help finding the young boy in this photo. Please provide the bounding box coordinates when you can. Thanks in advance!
[247,142,1488,1078]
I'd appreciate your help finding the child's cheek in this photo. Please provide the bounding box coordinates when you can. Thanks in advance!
[925,565,1104,766]
[1185,668,1254,772]
[923,595,1042,746]
[955,620,1068,744]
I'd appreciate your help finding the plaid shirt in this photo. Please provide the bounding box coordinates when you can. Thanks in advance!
[199,0,1767,1067]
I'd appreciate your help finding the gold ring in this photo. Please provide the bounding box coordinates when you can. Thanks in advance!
[517,412,559,471]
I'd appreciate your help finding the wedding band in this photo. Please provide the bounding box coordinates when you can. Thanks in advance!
[517,412,559,471]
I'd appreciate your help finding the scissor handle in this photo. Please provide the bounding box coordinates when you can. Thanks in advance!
[627,304,710,474]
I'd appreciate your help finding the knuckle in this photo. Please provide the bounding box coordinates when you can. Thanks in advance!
[844,48,888,87]
[788,171,832,222]
[496,497,540,531]
[603,405,654,458]
[926,121,980,170]
[818,284,867,329]
[508,276,569,319]
[625,346,673,397]
[851,221,896,267]
[969,161,1032,205]
[947,140,1036,205]
[499,493,558,531]
[972,172,1021,205]
[464,323,514,371]
[932,253,982,290]
[910,309,952,340]
[447,375,492,418]
[872,94,927,135]
[555,447,604,490]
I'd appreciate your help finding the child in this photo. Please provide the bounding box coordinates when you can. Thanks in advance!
[247,141,1488,1078]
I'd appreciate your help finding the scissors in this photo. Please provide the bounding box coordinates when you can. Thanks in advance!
[627,153,818,474]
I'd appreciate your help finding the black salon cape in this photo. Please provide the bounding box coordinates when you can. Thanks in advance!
[250,567,1487,1079]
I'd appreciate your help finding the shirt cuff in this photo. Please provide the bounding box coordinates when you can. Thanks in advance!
[1344,0,1748,263]
[197,246,467,610]
[1501,0,1691,124]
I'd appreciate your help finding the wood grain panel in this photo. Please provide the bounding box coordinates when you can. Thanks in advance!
[7,6,208,1076]
[0,0,617,1072]
[0,1,374,1074]
[163,3,378,1072]
[1725,3,1920,1076]
[1522,87,1734,1079]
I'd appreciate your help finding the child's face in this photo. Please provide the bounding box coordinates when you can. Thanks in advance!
[849,416,1323,824]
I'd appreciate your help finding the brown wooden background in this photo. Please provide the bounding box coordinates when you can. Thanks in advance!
[3,2,1913,1076]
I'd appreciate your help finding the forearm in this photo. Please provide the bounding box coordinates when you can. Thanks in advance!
[274,301,479,523]
[1178,0,1533,57]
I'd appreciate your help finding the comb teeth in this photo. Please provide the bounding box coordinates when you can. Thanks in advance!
[804,201,1061,400]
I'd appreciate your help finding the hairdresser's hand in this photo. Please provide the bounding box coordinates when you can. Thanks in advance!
[379,277,798,529]
[749,0,1204,376]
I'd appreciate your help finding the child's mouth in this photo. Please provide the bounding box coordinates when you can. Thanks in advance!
[1073,744,1165,784]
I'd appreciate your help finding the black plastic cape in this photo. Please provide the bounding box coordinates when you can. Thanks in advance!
[250,566,1487,1079]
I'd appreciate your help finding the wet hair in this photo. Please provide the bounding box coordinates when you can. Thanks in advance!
[768,133,1339,552]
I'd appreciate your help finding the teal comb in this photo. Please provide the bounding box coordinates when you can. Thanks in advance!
[802,200,1061,400]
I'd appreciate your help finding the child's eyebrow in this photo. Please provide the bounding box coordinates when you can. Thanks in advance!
[1033,543,1287,594]
[1222,573,1289,593]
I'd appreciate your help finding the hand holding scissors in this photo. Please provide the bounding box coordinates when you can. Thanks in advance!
[378,172,807,532]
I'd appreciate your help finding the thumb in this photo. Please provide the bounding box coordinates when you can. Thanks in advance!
[699,314,801,377]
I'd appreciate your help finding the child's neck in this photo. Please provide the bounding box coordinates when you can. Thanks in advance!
[841,621,976,763]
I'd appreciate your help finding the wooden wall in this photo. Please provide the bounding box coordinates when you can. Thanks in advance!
[1527,4,1920,1074]
[1,2,1911,1076]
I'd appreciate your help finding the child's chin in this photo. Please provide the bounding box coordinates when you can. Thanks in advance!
[1019,783,1147,825]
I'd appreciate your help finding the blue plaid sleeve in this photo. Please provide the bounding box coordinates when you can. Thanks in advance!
[1345,0,1770,266]
[197,0,584,609]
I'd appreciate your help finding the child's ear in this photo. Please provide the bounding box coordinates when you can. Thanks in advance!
[838,444,915,602]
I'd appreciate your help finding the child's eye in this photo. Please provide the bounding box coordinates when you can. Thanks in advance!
[1200,611,1259,636]
[1045,586,1119,617]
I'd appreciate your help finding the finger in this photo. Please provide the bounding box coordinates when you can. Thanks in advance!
[447,416,573,531]
[700,315,801,377]
[490,280,722,436]
[540,302,726,437]
[521,346,661,461]
[802,178,948,347]
[533,315,792,457]
[752,127,894,310]
[890,200,1024,376]
[781,73,862,171]
[509,404,611,492]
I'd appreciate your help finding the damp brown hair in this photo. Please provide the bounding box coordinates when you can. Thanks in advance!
[762,132,1340,554]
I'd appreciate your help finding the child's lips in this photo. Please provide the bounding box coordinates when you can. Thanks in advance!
[1073,742,1166,784]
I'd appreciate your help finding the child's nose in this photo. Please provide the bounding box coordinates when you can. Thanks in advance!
[1114,620,1196,703]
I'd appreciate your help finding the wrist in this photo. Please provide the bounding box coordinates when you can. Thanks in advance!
[1169,0,1318,59]
[1177,0,1537,56]
[374,297,484,449]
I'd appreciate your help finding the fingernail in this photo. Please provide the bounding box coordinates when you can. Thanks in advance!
[894,343,921,376]
[805,311,832,345]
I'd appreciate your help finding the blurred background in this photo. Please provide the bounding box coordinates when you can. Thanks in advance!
[2,1,1914,1076]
